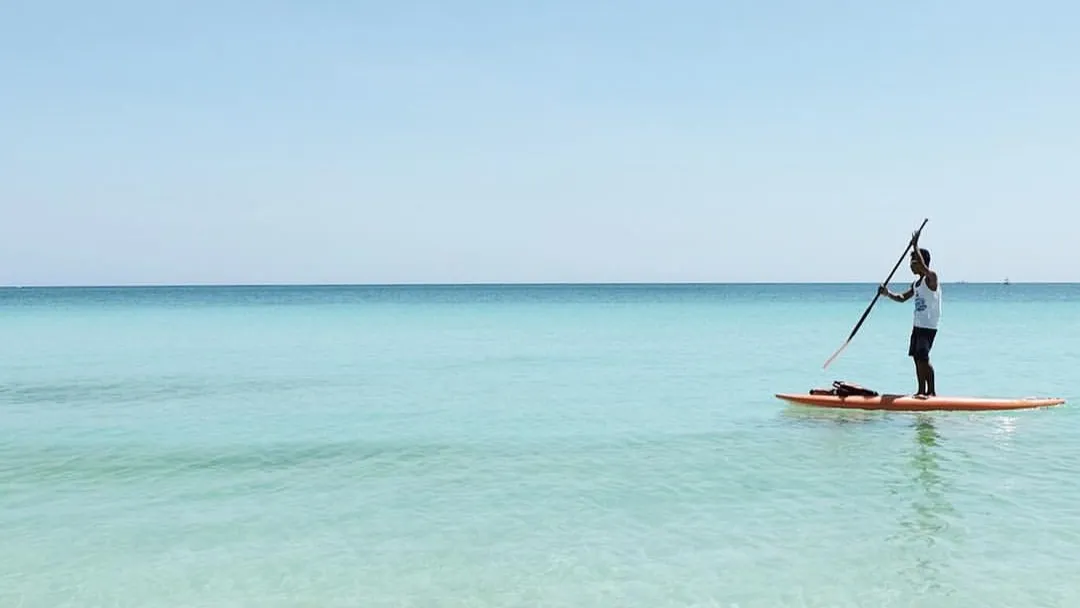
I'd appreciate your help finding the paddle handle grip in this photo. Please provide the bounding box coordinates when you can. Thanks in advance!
[879,217,929,289]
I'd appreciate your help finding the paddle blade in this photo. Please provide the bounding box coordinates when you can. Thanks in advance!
[822,339,850,370]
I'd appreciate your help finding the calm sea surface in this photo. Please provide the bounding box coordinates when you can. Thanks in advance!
[3,283,1080,607]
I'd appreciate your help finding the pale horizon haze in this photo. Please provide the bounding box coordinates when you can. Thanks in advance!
[3,1,1078,286]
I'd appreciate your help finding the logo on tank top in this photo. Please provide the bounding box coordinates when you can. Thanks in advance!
[914,281,928,312]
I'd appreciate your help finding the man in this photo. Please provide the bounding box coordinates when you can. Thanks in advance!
[878,232,941,397]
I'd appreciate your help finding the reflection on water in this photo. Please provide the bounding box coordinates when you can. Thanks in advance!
[778,405,884,426]
[888,414,958,595]
[779,406,975,597]
[990,416,1017,448]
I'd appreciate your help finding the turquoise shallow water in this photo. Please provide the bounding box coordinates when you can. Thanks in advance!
[3,283,1080,607]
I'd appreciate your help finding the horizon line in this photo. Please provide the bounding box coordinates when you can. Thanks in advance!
[0,280,1046,289]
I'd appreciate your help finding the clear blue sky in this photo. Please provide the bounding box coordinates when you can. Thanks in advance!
[3,0,1077,285]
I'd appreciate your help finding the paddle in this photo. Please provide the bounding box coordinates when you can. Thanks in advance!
[822,218,929,369]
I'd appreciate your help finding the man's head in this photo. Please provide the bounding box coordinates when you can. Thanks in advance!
[910,248,931,274]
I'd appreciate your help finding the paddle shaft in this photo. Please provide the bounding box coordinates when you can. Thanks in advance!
[846,217,928,341]
[822,218,928,368]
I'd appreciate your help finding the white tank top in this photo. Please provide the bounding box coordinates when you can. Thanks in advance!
[913,278,941,329]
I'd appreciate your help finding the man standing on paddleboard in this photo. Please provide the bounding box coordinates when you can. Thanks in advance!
[878,231,941,398]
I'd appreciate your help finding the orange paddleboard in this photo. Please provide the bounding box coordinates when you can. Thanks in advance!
[775,393,1065,412]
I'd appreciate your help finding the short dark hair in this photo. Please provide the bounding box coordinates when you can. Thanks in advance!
[919,248,931,266]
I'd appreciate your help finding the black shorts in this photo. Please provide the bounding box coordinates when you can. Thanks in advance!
[909,326,937,361]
